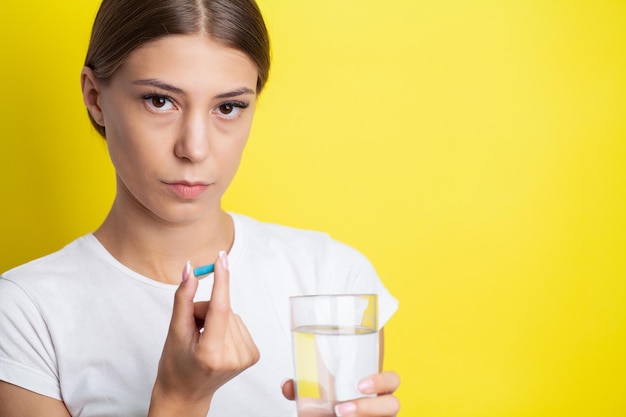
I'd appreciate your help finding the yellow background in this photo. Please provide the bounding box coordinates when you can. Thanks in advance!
[1,0,625,416]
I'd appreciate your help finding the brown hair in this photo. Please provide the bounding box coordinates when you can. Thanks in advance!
[84,0,271,137]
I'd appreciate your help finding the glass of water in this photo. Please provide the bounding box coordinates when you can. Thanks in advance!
[290,294,378,417]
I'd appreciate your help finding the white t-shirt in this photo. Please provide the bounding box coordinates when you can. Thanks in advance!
[0,213,398,417]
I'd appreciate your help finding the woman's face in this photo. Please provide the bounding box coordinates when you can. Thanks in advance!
[86,34,258,224]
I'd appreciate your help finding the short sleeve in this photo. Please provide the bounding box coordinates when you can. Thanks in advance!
[317,240,399,330]
[0,277,62,400]
[351,254,399,330]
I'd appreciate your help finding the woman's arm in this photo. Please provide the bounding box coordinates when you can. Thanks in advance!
[0,381,71,417]
[147,252,259,417]
[0,253,257,417]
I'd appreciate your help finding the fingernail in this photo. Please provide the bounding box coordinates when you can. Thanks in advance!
[334,402,356,416]
[357,378,374,394]
[219,251,229,270]
[182,261,191,283]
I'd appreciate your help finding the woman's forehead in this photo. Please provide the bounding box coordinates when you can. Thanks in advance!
[116,34,258,92]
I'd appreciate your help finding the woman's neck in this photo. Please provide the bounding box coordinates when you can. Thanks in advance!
[93,199,234,284]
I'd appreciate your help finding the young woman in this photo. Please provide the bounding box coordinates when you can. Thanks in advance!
[0,0,400,416]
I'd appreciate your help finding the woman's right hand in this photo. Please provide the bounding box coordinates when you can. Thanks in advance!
[148,251,260,417]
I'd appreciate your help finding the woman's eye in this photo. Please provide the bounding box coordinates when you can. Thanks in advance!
[219,103,235,114]
[144,94,175,111]
[215,101,248,118]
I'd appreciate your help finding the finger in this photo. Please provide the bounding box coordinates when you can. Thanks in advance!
[335,394,400,417]
[193,301,209,328]
[231,314,260,364]
[280,379,295,401]
[357,371,401,396]
[193,301,210,317]
[201,251,231,345]
[169,261,200,333]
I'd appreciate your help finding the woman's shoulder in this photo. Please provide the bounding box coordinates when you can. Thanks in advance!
[233,213,348,248]
[229,213,389,299]
[1,234,97,285]
[230,212,371,266]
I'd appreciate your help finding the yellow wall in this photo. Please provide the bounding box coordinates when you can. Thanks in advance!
[1,1,625,416]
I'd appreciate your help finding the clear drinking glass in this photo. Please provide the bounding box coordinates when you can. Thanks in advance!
[290,294,378,417]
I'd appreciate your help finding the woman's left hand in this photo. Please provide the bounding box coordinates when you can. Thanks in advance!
[281,371,401,417]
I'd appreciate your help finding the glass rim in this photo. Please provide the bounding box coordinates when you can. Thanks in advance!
[289,293,377,300]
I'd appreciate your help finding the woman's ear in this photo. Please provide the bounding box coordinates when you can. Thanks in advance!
[81,66,105,127]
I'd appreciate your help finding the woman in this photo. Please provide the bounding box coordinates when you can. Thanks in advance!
[0,0,400,416]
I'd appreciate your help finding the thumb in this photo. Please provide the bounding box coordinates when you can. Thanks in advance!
[170,261,199,332]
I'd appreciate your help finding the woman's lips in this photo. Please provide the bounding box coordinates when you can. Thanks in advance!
[166,182,210,199]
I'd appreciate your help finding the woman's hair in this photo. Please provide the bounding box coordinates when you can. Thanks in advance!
[84,0,270,137]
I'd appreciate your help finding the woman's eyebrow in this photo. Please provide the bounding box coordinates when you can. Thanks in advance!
[132,80,254,99]
[213,87,255,99]
[133,79,184,94]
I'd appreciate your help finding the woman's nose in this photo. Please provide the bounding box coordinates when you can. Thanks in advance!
[174,111,211,162]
